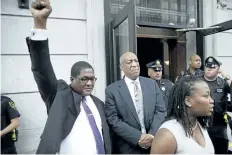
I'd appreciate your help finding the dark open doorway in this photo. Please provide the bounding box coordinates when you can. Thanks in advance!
[137,38,163,78]
[137,37,186,83]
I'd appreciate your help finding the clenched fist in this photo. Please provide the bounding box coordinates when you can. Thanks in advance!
[30,0,52,29]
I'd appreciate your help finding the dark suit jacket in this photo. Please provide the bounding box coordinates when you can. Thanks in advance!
[105,77,166,154]
[26,38,111,154]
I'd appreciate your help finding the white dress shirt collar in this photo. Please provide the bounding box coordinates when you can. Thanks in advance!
[124,76,140,85]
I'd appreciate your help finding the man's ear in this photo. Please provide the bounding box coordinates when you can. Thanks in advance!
[148,69,151,77]
[120,64,123,71]
[70,77,74,83]
[189,60,191,65]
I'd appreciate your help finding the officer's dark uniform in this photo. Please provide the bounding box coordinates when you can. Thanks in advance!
[201,57,231,154]
[1,96,20,154]
[177,68,204,82]
[146,60,173,108]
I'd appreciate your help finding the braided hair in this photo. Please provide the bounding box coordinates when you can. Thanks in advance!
[166,75,210,136]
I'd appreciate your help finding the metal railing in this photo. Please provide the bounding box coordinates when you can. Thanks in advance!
[110,0,197,27]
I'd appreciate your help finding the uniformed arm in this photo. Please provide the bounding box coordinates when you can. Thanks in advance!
[0,118,19,137]
[230,83,232,112]
[150,128,177,154]
[1,99,20,137]
[225,81,231,94]
[27,0,57,110]
[105,89,142,146]
[148,81,166,136]
[231,82,232,105]
[224,82,232,112]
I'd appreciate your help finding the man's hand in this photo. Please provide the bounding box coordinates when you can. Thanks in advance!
[138,133,154,149]
[30,0,52,29]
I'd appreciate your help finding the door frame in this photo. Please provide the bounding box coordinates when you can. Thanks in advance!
[105,0,137,83]
[111,0,137,54]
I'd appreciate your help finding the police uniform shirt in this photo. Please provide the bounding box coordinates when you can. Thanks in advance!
[146,60,173,108]
[179,68,204,79]
[156,79,173,108]
[1,96,20,148]
[202,77,230,139]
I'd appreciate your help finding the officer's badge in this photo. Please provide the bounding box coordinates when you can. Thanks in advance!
[208,58,213,63]
[9,101,17,110]
[161,86,165,91]
[156,61,160,65]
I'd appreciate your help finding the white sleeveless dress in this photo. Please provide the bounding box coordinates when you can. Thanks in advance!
[159,119,215,154]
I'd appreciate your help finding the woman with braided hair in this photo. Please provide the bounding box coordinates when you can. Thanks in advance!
[150,75,215,154]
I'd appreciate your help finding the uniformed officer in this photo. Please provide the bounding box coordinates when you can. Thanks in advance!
[201,56,231,154]
[176,54,204,82]
[1,96,20,154]
[146,59,173,108]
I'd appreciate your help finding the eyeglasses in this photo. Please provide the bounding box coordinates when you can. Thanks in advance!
[75,77,97,84]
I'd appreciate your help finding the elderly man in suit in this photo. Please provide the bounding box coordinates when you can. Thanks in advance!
[105,52,166,154]
[26,0,111,154]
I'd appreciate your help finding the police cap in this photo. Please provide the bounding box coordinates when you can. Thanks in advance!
[205,56,222,68]
[146,59,163,71]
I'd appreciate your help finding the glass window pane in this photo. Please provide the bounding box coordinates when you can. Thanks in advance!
[113,18,129,78]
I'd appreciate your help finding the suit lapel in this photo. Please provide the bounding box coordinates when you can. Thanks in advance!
[139,77,150,125]
[118,79,140,124]
[91,95,105,126]
[70,90,80,116]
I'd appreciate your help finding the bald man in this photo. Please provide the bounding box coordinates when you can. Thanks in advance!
[175,54,204,82]
[105,52,166,154]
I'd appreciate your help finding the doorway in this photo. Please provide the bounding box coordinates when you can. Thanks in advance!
[137,38,163,78]
[137,36,185,83]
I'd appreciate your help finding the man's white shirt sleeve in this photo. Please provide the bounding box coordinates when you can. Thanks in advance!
[30,28,48,40]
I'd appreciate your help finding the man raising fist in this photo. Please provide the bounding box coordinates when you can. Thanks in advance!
[27,1,111,154]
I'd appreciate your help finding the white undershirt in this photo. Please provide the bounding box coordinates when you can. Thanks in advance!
[59,96,102,154]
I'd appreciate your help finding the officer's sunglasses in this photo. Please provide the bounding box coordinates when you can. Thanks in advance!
[152,68,162,72]
[75,77,97,84]
[205,64,218,69]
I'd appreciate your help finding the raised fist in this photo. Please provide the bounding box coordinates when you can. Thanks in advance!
[30,0,52,29]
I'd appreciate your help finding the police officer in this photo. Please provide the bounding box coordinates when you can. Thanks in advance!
[201,56,231,154]
[176,54,204,82]
[146,59,173,108]
[1,96,20,154]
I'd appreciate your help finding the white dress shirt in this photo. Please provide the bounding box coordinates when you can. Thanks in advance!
[124,76,143,111]
[30,30,103,154]
[59,96,102,154]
